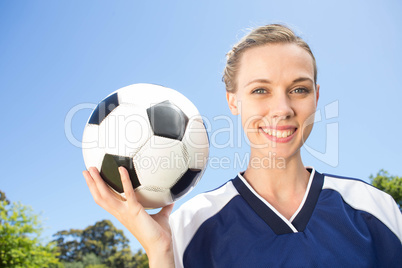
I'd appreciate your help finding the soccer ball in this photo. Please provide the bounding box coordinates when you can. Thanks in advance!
[82,83,209,209]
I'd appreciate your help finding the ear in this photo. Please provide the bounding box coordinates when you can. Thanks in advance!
[226,92,239,115]
[315,84,320,107]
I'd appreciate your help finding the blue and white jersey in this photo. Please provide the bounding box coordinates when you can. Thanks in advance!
[170,168,402,268]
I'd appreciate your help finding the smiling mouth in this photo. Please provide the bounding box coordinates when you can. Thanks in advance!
[260,128,297,138]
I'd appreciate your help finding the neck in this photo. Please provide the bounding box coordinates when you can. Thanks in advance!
[243,152,310,208]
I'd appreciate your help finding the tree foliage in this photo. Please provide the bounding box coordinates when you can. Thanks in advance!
[131,249,148,268]
[370,169,402,211]
[0,192,60,267]
[0,190,9,204]
[53,220,148,267]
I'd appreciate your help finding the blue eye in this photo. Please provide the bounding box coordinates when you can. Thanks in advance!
[292,87,309,94]
[252,88,266,94]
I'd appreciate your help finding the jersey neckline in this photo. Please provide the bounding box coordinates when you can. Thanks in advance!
[232,167,324,235]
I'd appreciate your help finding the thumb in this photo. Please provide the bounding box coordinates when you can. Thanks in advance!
[159,203,174,218]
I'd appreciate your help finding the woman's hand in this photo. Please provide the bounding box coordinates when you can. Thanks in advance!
[82,167,175,268]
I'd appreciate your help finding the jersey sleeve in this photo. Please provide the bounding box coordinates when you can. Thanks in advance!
[169,181,239,267]
[323,175,402,243]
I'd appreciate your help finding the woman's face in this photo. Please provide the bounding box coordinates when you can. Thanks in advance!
[227,43,319,161]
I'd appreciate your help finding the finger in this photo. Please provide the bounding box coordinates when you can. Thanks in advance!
[83,170,114,210]
[150,203,174,231]
[88,167,121,208]
[119,166,139,208]
[159,203,174,218]
[151,203,174,223]
[83,170,102,203]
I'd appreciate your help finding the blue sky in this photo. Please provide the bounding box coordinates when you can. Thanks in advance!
[1,0,401,251]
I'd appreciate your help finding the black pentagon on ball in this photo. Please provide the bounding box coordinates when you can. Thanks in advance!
[171,169,202,200]
[88,93,119,125]
[146,100,189,140]
[100,154,141,193]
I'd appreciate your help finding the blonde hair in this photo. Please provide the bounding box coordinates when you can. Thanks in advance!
[223,24,317,92]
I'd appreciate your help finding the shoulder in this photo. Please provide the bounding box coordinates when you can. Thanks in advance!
[321,172,402,242]
[170,179,239,230]
[169,178,240,268]
[322,172,393,202]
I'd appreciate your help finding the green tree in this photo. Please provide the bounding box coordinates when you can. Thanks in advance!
[52,229,83,263]
[0,195,60,267]
[82,253,107,268]
[0,190,9,204]
[81,220,129,262]
[62,262,84,268]
[53,220,148,267]
[131,249,148,268]
[370,169,402,211]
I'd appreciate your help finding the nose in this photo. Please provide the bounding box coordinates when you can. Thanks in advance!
[269,93,294,121]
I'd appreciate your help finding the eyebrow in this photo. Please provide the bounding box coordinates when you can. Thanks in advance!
[292,77,314,84]
[244,77,314,87]
[244,78,271,87]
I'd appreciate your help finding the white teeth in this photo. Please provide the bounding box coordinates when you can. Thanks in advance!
[261,128,295,138]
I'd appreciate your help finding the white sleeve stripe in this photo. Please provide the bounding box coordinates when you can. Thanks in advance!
[170,181,239,268]
[323,176,402,243]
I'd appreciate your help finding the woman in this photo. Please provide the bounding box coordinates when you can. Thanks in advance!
[83,24,402,267]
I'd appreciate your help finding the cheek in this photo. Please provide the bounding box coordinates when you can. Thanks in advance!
[301,123,314,143]
[298,101,317,140]
[240,104,268,130]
